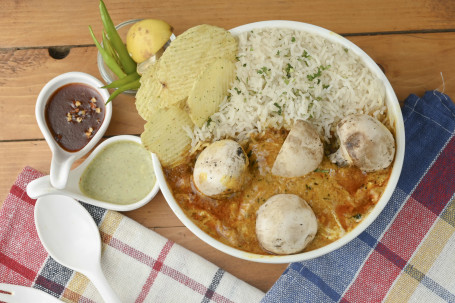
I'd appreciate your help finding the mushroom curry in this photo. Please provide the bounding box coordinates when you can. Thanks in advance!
[164,126,393,255]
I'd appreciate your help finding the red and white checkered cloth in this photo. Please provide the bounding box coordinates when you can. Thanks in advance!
[0,167,265,302]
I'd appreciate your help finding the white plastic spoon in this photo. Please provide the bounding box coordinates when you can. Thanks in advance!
[34,195,122,303]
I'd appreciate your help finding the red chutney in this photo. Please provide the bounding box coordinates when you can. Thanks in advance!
[45,83,105,152]
[164,129,392,255]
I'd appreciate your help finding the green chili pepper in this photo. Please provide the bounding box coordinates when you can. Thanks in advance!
[102,31,120,66]
[89,26,126,79]
[106,78,141,104]
[99,0,136,74]
[103,72,140,89]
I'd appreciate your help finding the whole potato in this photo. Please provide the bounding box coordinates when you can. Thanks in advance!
[126,19,173,63]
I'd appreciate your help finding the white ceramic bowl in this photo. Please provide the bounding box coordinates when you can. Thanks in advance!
[35,72,112,190]
[154,20,405,263]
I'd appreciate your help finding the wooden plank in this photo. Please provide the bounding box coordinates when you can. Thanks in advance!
[0,140,286,292]
[349,32,453,105]
[1,0,455,48]
[1,32,453,141]
[0,141,51,203]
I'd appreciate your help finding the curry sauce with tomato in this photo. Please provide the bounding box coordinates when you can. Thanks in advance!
[164,129,391,255]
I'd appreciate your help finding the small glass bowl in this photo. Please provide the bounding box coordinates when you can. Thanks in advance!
[97,19,175,95]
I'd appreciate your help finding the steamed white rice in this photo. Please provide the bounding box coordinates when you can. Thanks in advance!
[188,28,386,151]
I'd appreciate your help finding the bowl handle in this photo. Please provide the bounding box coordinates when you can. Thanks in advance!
[49,150,75,189]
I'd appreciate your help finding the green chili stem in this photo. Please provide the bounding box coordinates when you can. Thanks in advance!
[106,78,141,104]
[103,72,140,88]
[89,26,126,79]
[99,0,136,74]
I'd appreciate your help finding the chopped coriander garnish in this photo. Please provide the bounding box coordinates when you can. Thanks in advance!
[291,37,296,42]
[292,88,301,96]
[235,56,240,61]
[344,48,349,53]
[234,87,241,94]
[206,117,212,127]
[308,91,322,101]
[308,100,314,110]
[323,84,330,89]
[307,70,321,81]
[257,66,271,76]
[285,63,294,78]
[302,50,311,58]
[243,63,247,67]
[276,50,280,56]
[273,102,282,115]
[307,64,331,81]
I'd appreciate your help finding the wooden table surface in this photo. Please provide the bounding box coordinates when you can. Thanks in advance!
[1,0,454,293]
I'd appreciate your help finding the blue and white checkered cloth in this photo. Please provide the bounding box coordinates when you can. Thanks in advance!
[263,90,455,303]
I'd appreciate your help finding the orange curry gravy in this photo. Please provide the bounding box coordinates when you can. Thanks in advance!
[164,129,392,255]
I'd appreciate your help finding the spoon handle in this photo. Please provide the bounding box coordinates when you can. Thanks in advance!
[26,175,57,199]
[86,264,122,303]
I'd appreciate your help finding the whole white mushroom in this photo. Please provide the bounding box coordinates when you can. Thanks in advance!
[193,139,248,197]
[272,120,324,177]
[329,114,395,172]
[256,194,318,255]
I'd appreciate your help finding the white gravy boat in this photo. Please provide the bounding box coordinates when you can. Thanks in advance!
[35,72,112,190]
[27,135,160,211]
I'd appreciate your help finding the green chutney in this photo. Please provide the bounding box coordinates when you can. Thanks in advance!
[79,140,155,204]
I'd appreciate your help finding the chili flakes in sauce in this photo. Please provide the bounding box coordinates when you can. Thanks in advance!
[45,83,105,152]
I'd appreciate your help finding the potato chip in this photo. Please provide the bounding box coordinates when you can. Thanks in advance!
[136,24,239,166]
[141,106,193,167]
[187,58,236,127]
[135,63,162,121]
[156,24,238,107]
